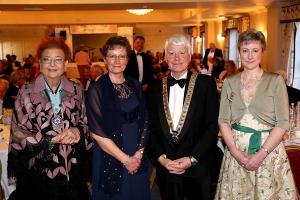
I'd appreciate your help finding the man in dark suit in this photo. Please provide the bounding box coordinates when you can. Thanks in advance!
[276,69,300,105]
[148,35,219,200]
[125,36,153,92]
[203,43,223,75]
[84,64,104,91]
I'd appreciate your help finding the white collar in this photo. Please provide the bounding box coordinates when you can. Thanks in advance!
[171,71,188,80]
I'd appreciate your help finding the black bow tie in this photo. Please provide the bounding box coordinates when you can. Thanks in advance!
[136,52,142,56]
[169,76,187,88]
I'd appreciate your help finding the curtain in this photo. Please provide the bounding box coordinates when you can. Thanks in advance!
[281,22,296,86]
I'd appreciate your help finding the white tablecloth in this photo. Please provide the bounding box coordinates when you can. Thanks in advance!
[0,124,16,199]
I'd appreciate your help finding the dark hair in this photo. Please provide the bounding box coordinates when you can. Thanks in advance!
[238,29,266,51]
[36,37,71,60]
[225,60,236,68]
[134,35,145,42]
[102,36,131,58]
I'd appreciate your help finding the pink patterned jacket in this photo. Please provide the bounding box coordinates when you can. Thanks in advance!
[8,74,93,181]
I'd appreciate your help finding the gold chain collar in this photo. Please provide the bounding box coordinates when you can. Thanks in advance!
[162,73,197,143]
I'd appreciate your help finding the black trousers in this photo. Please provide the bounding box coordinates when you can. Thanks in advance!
[157,175,212,200]
[12,171,89,200]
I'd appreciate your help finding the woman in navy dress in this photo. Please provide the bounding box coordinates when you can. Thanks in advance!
[86,36,150,200]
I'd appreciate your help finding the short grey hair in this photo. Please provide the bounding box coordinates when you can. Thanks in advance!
[165,34,192,55]
[238,28,266,51]
[92,64,104,74]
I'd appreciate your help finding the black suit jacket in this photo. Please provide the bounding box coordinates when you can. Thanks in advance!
[3,83,19,108]
[147,72,219,181]
[125,50,153,85]
[287,85,300,105]
[203,48,223,68]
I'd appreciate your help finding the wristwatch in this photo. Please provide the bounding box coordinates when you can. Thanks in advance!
[189,156,198,166]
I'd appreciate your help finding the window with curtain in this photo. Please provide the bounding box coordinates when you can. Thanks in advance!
[280,3,300,89]
[292,22,300,89]
[228,29,239,67]
[201,32,205,58]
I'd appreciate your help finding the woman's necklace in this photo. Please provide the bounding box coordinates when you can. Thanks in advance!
[109,74,125,84]
[45,79,64,128]
[240,69,263,105]
[240,69,263,91]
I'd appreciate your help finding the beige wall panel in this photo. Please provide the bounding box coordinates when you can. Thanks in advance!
[133,24,185,53]
[249,10,268,70]
[0,26,47,60]
[72,33,116,61]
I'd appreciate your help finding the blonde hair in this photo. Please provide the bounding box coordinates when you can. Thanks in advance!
[275,69,287,83]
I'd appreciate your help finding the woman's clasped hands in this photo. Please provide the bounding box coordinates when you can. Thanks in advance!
[231,148,267,171]
[123,149,144,175]
[51,127,81,145]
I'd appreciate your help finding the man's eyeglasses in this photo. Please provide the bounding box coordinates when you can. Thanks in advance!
[41,56,65,64]
[106,54,127,61]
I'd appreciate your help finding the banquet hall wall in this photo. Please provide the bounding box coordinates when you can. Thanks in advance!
[0,2,285,73]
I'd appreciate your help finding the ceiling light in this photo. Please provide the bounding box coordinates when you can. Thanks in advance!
[24,7,44,11]
[126,9,153,16]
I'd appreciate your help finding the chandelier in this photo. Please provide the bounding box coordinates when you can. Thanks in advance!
[126,9,154,16]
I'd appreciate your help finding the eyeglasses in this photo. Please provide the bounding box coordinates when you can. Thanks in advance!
[106,54,127,61]
[41,56,65,64]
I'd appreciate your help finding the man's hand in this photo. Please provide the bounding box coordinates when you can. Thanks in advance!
[158,155,191,175]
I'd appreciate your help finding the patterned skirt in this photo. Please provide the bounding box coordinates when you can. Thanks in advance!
[215,116,299,200]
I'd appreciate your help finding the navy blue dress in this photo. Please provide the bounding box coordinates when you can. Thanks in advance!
[86,75,150,200]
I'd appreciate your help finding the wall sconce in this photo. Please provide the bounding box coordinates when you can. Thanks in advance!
[219,15,226,20]
[196,36,202,42]
[217,34,225,42]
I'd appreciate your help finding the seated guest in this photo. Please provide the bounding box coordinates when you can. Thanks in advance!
[152,63,163,80]
[3,70,26,108]
[188,58,201,73]
[219,60,237,81]
[30,61,40,80]
[211,56,225,79]
[217,60,237,93]
[0,79,9,115]
[0,60,9,80]
[5,54,21,76]
[276,69,300,105]
[85,64,104,91]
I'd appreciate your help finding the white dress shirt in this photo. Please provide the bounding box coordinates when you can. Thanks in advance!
[135,50,144,83]
[168,71,188,130]
[207,51,215,75]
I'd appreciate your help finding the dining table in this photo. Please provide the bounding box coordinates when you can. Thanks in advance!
[0,123,16,200]
[285,137,300,193]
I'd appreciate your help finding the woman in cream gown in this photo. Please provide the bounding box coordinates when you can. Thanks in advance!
[215,29,298,200]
